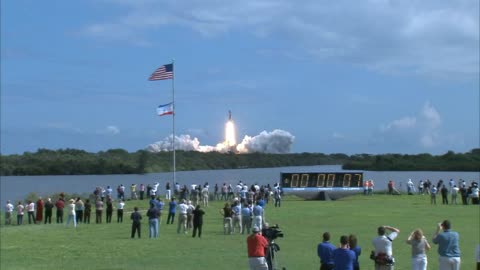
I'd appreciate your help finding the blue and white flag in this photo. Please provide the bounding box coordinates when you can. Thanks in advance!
[156,102,174,116]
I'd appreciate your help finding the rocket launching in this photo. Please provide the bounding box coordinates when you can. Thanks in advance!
[224,110,237,148]
[147,110,295,154]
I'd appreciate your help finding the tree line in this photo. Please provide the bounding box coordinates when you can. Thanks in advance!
[1,148,479,176]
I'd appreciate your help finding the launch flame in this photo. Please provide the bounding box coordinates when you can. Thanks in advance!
[224,120,236,147]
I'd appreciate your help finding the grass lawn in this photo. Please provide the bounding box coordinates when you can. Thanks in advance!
[1,194,479,270]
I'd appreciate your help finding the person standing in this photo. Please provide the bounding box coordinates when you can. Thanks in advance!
[117,199,125,223]
[186,200,195,232]
[246,226,269,270]
[273,188,281,207]
[55,197,65,223]
[35,197,44,224]
[130,184,137,200]
[44,198,54,224]
[333,235,356,270]
[441,185,449,205]
[166,198,177,224]
[451,185,459,205]
[318,232,336,270]
[139,183,145,200]
[349,234,361,270]
[252,201,264,231]
[65,199,77,228]
[201,185,209,207]
[232,201,242,234]
[75,197,84,224]
[406,229,431,270]
[146,203,160,238]
[5,200,14,225]
[165,182,171,200]
[177,199,188,234]
[192,205,205,238]
[26,200,35,224]
[432,220,461,270]
[372,225,400,270]
[16,201,24,225]
[431,186,438,205]
[83,199,91,224]
[221,202,233,235]
[106,198,113,223]
[241,203,253,234]
[130,206,142,238]
[95,199,104,224]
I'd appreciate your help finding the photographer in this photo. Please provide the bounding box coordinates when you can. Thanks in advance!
[247,226,269,270]
[372,225,400,270]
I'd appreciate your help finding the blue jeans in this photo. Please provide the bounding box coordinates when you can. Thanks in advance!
[149,218,159,238]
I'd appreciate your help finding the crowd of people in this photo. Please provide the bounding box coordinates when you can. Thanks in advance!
[316,220,462,270]
[3,178,479,270]
[364,178,480,206]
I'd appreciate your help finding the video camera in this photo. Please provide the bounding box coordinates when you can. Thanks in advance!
[263,224,284,242]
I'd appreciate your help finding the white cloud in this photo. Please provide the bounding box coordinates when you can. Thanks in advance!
[420,101,441,128]
[97,125,120,135]
[381,116,417,132]
[81,0,479,78]
[332,132,345,139]
[378,101,444,148]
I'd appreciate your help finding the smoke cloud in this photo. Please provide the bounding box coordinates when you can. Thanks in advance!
[146,129,295,154]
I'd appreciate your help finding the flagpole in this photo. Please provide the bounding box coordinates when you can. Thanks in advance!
[172,59,176,185]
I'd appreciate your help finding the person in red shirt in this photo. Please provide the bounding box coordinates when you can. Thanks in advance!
[247,226,269,270]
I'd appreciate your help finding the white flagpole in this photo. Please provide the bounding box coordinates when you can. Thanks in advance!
[172,59,176,184]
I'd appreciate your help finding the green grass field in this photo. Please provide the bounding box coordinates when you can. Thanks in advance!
[1,194,479,270]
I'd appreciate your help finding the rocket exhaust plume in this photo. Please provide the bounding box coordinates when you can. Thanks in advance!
[224,110,237,148]
[147,111,295,154]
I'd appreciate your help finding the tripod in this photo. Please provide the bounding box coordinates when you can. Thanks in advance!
[266,241,286,270]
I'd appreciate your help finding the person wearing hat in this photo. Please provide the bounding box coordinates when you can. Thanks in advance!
[65,199,77,228]
[247,226,269,270]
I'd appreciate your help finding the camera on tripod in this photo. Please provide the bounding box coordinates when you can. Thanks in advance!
[263,224,284,242]
[263,224,286,270]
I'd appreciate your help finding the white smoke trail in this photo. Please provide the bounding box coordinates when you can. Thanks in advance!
[146,129,294,154]
[236,129,295,154]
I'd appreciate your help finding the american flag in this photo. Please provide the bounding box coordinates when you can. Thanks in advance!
[148,63,173,81]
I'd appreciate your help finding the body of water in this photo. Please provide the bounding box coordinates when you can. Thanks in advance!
[1,165,479,203]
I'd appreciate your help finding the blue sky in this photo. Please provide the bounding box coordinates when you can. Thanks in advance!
[1,0,479,155]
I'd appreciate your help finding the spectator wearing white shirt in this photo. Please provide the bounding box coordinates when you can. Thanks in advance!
[117,199,125,223]
[26,201,35,224]
[451,185,459,205]
[186,200,195,231]
[372,225,400,270]
[65,199,77,228]
[5,200,14,225]
[16,201,24,225]
[177,199,189,234]
[201,186,209,207]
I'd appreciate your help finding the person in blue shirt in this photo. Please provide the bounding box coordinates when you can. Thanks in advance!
[318,232,336,270]
[333,235,356,270]
[166,198,176,224]
[349,234,361,270]
[432,220,461,270]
